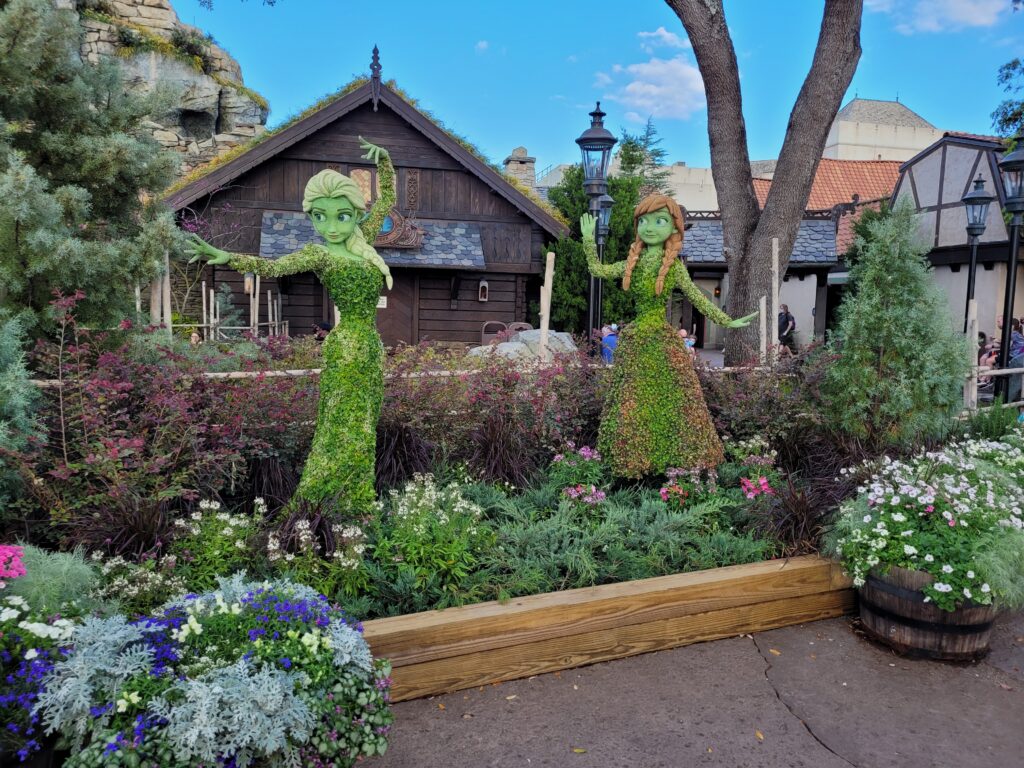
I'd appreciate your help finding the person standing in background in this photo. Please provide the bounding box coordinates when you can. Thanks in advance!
[778,304,796,356]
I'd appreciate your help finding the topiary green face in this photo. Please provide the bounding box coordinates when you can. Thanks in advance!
[636,207,677,246]
[309,197,359,245]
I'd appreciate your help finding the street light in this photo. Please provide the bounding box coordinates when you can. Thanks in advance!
[576,102,617,339]
[961,174,995,332]
[997,132,1024,399]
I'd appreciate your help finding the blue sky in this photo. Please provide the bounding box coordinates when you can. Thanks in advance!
[173,0,1022,172]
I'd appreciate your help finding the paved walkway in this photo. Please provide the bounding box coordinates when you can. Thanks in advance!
[377,612,1023,768]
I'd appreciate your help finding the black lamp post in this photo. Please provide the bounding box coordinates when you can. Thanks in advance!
[576,103,617,339]
[997,133,1024,399]
[961,174,995,333]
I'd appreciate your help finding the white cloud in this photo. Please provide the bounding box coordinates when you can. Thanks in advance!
[868,0,1007,34]
[637,26,690,53]
[602,55,706,122]
[474,40,489,53]
[567,54,579,64]
[593,71,613,87]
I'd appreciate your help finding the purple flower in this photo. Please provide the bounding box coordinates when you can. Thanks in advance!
[279,657,292,669]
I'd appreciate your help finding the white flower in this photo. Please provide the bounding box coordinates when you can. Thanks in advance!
[863,515,872,523]
[24,648,38,660]
[891,512,907,523]
[966,570,975,579]
[0,607,20,622]
[941,564,954,574]
[903,545,918,556]
[981,583,991,593]
[963,588,973,599]
[890,496,901,505]
[933,582,953,593]
[924,554,934,563]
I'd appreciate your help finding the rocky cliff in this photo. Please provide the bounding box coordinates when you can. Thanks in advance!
[61,0,269,178]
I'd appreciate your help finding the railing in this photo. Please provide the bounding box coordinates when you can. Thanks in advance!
[963,299,1024,411]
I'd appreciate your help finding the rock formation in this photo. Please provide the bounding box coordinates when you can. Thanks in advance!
[62,0,269,178]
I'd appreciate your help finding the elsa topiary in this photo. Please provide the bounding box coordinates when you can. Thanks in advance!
[583,196,755,478]
[189,138,396,516]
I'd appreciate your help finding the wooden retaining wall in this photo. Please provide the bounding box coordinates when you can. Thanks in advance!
[362,555,854,702]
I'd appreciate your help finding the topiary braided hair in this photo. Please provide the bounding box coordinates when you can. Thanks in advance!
[302,169,381,268]
[622,194,686,296]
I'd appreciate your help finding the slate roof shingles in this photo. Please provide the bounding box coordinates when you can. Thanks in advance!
[682,219,836,265]
[258,211,486,269]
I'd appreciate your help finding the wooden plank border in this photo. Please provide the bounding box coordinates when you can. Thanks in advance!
[362,555,853,702]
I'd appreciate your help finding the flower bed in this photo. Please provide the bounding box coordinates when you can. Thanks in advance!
[3,574,392,767]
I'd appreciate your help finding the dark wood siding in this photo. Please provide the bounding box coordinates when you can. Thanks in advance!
[183,100,551,339]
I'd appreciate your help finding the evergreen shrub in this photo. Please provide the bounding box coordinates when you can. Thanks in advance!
[824,203,969,450]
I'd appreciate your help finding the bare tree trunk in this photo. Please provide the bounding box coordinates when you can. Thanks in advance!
[666,0,863,363]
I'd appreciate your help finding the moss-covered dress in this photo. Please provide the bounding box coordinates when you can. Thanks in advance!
[587,241,730,478]
[226,158,395,514]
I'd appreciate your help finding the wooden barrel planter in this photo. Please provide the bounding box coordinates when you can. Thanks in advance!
[859,566,998,661]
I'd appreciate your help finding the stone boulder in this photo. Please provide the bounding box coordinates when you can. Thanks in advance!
[467,341,534,361]
[510,329,578,356]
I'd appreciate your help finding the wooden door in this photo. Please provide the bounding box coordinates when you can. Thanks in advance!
[376,272,417,348]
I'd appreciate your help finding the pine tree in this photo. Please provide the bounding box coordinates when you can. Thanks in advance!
[825,202,969,450]
[617,117,672,198]
[0,0,181,334]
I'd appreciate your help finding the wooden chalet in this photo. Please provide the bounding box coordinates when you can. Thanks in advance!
[164,52,568,347]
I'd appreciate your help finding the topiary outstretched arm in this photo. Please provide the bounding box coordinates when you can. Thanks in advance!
[674,262,755,328]
[187,236,330,278]
[581,213,626,280]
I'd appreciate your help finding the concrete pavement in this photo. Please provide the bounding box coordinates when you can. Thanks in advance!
[377,613,1024,768]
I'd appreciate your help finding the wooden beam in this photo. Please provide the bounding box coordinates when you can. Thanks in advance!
[361,556,853,702]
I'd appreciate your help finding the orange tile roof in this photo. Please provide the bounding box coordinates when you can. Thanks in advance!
[751,158,901,210]
[835,199,884,255]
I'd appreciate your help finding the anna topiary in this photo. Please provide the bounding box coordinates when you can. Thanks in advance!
[583,195,754,478]
[824,202,968,450]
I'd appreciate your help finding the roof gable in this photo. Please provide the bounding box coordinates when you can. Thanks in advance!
[163,82,568,238]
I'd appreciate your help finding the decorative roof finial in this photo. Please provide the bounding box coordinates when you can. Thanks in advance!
[370,45,382,112]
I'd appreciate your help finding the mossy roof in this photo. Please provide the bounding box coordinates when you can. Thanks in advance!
[163,77,568,237]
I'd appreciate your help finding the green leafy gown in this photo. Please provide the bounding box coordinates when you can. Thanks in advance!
[227,158,395,514]
[587,240,728,478]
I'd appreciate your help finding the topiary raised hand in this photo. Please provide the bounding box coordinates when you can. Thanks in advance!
[581,194,739,478]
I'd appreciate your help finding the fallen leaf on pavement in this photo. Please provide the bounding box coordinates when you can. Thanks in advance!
[755,730,764,742]
[572,748,587,754]
[768,649,781,656]
[505,695,518,701]
[462,713,474,719]
[999,683,1014,691]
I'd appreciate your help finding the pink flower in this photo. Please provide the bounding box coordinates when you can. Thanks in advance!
[0,545,26,581]
[948,519,956,527]
[925,505,934,513]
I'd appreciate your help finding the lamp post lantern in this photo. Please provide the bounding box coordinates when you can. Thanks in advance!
[576,102,617,340]
[961,174,995,332]
[997,133,1024,399]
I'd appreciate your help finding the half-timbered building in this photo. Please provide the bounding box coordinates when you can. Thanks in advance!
[890,132,1021,335]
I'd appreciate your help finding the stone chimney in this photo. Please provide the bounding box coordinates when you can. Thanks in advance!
[503,146,536,189]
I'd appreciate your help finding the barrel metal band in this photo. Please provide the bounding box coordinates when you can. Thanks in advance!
[865,575,930,603]
[860,598,995,636]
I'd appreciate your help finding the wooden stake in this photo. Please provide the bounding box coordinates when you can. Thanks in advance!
[201,280,208,341]
[538,252,555,362]
[253,275,261,336]
[162,250,173,338]
[759,295,767,365]
[149,279,161,325]
[134,284,142,316]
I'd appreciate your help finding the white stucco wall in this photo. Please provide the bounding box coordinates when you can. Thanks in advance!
[779,276,819,349]
[931,264,1024,341]
[823,121,943,162]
